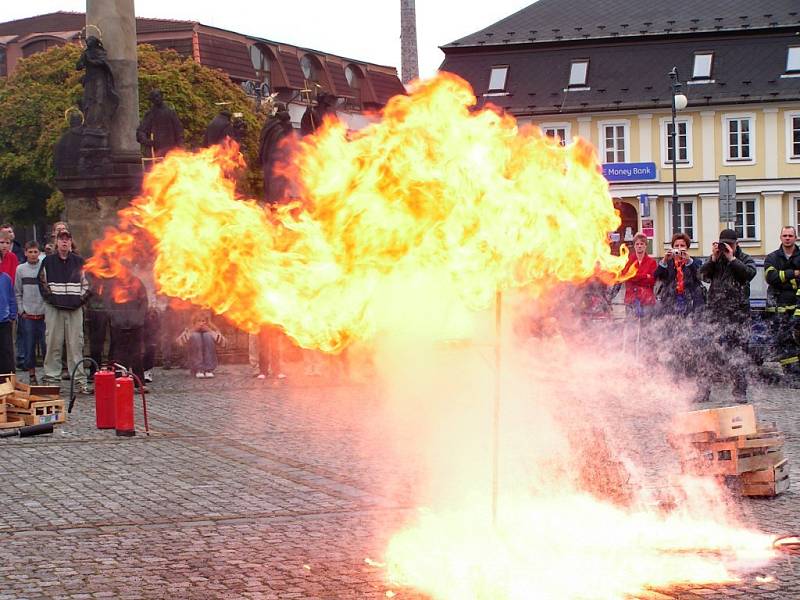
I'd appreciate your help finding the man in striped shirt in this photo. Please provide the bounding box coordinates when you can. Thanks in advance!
[37,230,90,393]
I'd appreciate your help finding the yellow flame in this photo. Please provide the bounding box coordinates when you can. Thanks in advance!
[89,73,626,352]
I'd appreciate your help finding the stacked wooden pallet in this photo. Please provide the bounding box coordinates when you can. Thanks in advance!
[673,405,789,497]
[0,374,64,428]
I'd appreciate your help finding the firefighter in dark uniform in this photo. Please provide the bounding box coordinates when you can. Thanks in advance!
[764,226,800,380]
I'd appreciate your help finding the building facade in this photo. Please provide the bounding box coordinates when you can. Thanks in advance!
[441,0,800,257]
[0,11,405,129]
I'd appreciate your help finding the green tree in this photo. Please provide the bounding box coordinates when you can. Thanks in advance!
[0,43,263,224]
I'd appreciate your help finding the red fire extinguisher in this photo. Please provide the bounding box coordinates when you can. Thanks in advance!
[94,369,116,429]
[115,375,136,437]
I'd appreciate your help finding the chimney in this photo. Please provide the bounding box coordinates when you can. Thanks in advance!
[400,0,420,84]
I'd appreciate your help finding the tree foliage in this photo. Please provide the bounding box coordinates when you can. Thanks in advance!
[0,43,263,223]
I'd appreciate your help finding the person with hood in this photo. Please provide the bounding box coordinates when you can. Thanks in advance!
[654,232,705,317]
[697,229,757,403]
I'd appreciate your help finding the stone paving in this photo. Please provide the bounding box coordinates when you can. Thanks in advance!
[0,363,797,600]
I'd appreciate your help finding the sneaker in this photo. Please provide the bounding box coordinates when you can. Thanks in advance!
[29,375,38,385]
[195,372,205,379]
[256,373,266,380]
[80,385,93,395]
[61,371,71,381]
[143,370,153,383]
[204,371,215,379]
[276,373,287,380]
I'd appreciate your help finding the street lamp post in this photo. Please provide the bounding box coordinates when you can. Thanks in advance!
[669,67,688,234]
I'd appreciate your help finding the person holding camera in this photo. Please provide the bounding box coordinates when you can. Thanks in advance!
[696,229,757,403]
[654,233,705,317]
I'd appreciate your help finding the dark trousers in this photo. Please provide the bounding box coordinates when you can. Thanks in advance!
[697,319,750,398]
[15,320,24,367]
[87,309,111,374]
[0,321,15,374]
[110,326,145,386]
[769,312,800,373]
[143,310,159,372]
[19,316,46,370]
[258,327,281,376]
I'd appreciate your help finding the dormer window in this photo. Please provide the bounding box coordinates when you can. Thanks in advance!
[568,60,589,86]
[788,47,800,73]
[692,52,713,79]
[488,66,508,92]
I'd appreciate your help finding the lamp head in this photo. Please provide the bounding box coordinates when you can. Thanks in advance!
[674,93,688,111]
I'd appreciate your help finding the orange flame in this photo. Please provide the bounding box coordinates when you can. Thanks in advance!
[89,73,626,351]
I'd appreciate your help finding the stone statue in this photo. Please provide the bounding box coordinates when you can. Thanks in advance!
[203,109,240,147]
[76,36,119,132]
[257,103,294,203]
[53,111,85,177]
[136,89,184,157]
[300,92,337,136]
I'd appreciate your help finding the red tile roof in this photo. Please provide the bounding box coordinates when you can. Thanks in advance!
[197,33,255,81]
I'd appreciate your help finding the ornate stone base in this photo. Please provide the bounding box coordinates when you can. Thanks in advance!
[56,167,142,257]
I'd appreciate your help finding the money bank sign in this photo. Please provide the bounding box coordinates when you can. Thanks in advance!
[602,162,657,182]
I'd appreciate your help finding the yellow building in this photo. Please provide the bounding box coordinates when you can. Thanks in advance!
[441,0,800,257]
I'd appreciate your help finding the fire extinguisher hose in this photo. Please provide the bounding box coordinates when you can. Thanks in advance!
[67,357,100,414]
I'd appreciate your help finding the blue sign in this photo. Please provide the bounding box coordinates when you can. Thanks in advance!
[638,194,651,218]
[602,162,657,182]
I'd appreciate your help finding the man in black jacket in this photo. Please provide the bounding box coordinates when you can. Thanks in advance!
[697,229,757,403]
[764,226,800,378]
[104,274,148,391]
[38,230,90,392]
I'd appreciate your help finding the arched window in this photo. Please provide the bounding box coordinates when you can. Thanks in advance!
[300,54,320,83]
[22,38,63,58]
[344,64,363,109]
[249,44,272,90]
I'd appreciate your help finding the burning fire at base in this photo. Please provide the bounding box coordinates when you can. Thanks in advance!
[88,73,779,598]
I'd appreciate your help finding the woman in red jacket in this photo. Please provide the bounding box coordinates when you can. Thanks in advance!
[621,233,657,318]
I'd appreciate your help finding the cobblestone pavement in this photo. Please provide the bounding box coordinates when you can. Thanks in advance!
[0,363,797,600]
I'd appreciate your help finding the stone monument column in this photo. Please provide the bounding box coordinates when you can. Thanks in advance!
[56,0,143,256]
[86,0,140,164]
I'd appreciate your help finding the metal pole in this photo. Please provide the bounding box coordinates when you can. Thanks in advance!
[670,68,680,235]
[491,289,501,525]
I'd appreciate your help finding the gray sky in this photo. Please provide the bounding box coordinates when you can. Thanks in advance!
[4,1,534,77]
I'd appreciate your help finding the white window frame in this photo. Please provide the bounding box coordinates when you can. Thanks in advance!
[598,119,630,164]
[734,197,760,242]
[722,113,756,166]
[540,122,572,146]
[794,197,800,233]
[788,47,800,73]
[692,52,713,79]
[786,111,800,163]
[664,198,698,243]
[659,116,693,168]
[488,65,509,92]
[568,60,589,87]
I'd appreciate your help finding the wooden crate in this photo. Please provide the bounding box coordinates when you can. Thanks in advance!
[741,460,791,496]
[674,405,757,438]
[7,399,66,426]
[681,433,784,476]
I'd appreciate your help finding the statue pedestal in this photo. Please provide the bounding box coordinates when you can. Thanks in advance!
[56,163,142,256]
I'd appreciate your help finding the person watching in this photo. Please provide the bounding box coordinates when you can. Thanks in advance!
[654,233,705,317]
[763,226,800,381]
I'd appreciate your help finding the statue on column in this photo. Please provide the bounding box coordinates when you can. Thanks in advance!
[75,35,119,173]
[76,36,119,132]
[258,103,294,203]
[300,91,337,136]
[203,108,245,147]
[136,89,184,158]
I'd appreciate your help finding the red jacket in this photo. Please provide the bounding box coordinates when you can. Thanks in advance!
[622,253,657,306]
[0,251,18,285]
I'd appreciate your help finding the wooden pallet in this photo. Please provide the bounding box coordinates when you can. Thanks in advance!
[741,460,791,497]
[7,399,66,426]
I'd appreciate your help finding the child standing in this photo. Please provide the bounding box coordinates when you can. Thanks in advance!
[0,270,17,374]
[15,241,46,383]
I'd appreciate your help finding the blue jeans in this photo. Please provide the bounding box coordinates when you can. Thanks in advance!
[188,332,218,374]
[19,317,46,371]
